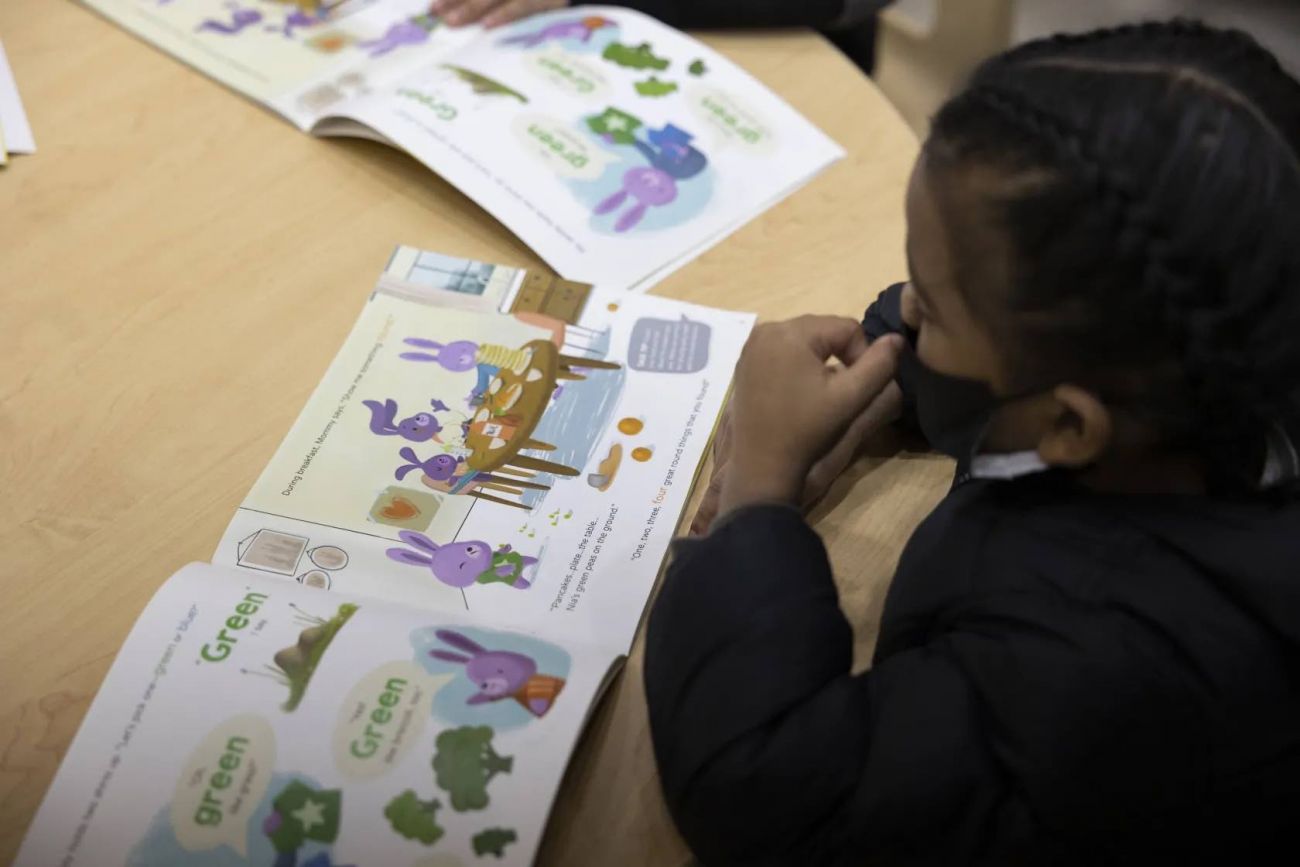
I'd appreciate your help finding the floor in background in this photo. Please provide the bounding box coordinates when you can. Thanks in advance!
[889,0,1299,72]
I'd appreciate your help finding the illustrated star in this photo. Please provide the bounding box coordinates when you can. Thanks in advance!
[292,797,327,833]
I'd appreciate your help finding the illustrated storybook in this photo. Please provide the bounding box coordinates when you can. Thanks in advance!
[82,0,844,290]
[16,246,755,867]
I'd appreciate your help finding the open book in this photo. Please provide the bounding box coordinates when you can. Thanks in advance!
[84,0,844,290]
[17,247,754,866]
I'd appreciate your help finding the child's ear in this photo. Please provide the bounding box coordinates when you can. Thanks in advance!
[1037,384,1112,467]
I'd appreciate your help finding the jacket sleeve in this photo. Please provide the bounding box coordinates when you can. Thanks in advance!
[582,0,850,29]
[863,281,919,432]
[643,505,1015,865]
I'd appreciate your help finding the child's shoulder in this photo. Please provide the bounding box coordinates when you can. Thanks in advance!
[893,474,1300,674]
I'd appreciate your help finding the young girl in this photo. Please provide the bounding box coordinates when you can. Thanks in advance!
[645,21,1300,865]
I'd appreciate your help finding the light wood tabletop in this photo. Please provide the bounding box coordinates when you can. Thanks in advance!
[0,2,952,863]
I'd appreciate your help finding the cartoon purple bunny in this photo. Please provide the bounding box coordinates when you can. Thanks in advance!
[266,8,323,39]
[196,4,262,35]
[395,447,465,482]
[358,15,437,57]
[391,448,550,496]
[499,16,614,49]
[400,338,480,371]
[363,397,456,443]
[429,629,537,704]
[387,531,537,589]
[595,167,678,232]
[427,629,565,716]
[401,338,532,403]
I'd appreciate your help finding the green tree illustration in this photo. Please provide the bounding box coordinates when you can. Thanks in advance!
[384,790,445,845]
[472,827,519,858]
[635,77,679,97]
[601,41,670,70]
[432,726,514,812]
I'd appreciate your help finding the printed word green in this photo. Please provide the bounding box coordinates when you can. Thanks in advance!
[536,56,596,93]
[350,677,408,760]
[200,591,268,663]
[396,88,458,121]
[193,735,250,827]
[527,124,589,169]
[700,95,762,144]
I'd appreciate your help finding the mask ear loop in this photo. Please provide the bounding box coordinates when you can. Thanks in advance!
[952,415,997,488]
[1260,422,1300,489]
[961,387,1070,482]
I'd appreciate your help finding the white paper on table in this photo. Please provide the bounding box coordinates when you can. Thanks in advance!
[0,39,35,154]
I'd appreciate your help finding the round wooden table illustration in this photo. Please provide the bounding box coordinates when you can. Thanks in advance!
[419,340,621,510]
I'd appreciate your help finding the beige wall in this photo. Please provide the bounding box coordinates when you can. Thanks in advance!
[1013,0,1300,74]
[879,0,1300,134]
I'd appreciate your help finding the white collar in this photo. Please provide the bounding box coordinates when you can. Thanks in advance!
[970,427,1300,487]
[969,451,1049,480]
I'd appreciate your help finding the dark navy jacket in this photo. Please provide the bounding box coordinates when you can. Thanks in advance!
[643,285,1300,865]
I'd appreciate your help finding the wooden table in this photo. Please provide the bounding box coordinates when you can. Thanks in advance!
[0,3,953,864]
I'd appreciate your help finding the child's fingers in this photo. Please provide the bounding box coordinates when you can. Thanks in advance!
[443,0,500,25]
[788,315,871,365]
[803,381,902,507]
[712,405,733,462]
[690,463,728,535]
[483,0,565,27]
[431,0,470,17]
[900,282,922,330]
[837,334,903,406]
[481,0,527,27]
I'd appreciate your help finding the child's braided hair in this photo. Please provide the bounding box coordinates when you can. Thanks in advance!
[927,20,1300,493]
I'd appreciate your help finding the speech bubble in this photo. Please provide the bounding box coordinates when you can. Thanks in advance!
[530,46,611,98]
[333,661,450,781]
[169,713,276,857]
[511,114,616,180]
[628,316,713,373]
[688,86,776,153]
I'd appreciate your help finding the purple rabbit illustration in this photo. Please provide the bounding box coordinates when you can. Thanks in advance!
[595,167,678,232]
[359,15,436,57]
[392,448,549,495]
[266,8,323,38]
[400,338,481,372]
[499,16,614,49]
[427,628,565,716]
[363,397,459,443]
[395,447,465,482]
[400,338,535,403]
[196,4,262,35]
[387,531,537,590]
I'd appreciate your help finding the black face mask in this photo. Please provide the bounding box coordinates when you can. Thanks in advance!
[897,342,1037,462]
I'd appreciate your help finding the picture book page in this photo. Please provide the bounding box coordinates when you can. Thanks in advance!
[80,0,479,129]
[215,248,753,652]
[16,564,613,867]
[321,6,844,289]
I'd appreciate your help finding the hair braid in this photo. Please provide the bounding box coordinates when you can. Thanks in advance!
[928,23,1300,492]
[964,84,1266,448]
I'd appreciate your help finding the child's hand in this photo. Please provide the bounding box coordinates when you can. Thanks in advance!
[715,317,903,520]
[691,382,902,535]
[432,0,568,28]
